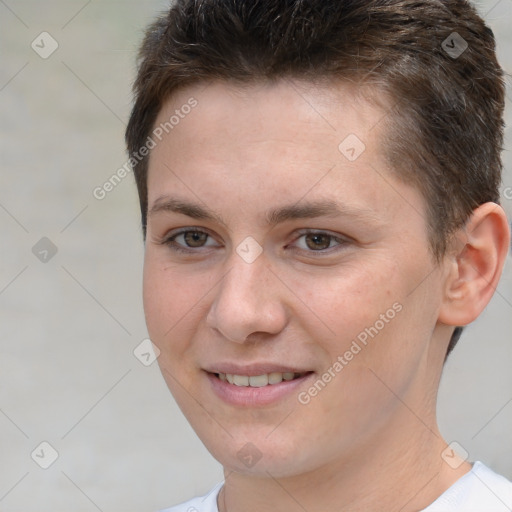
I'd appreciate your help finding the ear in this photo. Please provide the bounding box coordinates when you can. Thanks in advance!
[438,202,510,327]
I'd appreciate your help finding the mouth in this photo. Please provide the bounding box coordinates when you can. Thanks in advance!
[214,371,311,387]
[205,369,315,406]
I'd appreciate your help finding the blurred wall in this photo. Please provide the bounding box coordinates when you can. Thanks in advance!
[0,1,511,510]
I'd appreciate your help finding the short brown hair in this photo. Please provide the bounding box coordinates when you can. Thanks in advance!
[125,0,506,357]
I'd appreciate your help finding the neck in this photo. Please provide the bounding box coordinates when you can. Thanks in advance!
[218,411,471,512]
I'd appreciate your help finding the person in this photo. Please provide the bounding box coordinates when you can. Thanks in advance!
[125,1,512,510]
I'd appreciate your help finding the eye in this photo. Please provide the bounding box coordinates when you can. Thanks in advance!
[162,228,220,253]
[293,230,347,252]
[177,230,209,248]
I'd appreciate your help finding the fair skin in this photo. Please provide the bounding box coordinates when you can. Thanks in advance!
[143,80,510,512]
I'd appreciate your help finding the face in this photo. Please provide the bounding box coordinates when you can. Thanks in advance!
[143,80,449,478]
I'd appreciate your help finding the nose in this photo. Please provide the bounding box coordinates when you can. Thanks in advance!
[206,254,288,343]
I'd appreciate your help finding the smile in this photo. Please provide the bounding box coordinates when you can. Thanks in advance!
[216,371,309,387]
[206,370,314,406]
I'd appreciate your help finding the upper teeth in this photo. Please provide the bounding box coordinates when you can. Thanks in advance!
[217,372,305,387]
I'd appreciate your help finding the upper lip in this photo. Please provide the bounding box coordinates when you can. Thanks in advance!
[203,363,313,376]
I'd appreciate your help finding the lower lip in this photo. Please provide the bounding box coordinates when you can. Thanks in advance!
[205,371,315,407]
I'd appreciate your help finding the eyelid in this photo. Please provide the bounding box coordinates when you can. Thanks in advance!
[293,228,349,243]
[162,226,213,239]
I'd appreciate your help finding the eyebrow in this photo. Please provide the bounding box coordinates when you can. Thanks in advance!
[149,197,228,226]
[148,196,378,227]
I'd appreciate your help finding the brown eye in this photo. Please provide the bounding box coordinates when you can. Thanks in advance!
[304,233,333,250]
[164,229,220,253]
[183,231,209,247]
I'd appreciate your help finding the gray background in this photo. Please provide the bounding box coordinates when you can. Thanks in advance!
[0,1,511,511]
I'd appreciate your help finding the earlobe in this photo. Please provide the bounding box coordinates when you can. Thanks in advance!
[438,202,510,327]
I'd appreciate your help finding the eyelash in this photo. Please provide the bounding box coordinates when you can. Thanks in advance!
[160,228,349,256]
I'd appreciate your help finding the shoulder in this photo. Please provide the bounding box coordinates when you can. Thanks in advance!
[423,461,512,511]
[158,482,223,512]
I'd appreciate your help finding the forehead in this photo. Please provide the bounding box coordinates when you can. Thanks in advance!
[153,78,386,158]
[146,79,426,232]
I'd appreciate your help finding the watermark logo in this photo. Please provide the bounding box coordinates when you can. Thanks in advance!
[31,32,59,59]
[31,441,59,469]
[133,338,160,367]
[442,32,468,59]
[32,237,58,263]
[338,133,366,162]
[237,442,263,468]
[441,441,469,469]
[236,236,263,264]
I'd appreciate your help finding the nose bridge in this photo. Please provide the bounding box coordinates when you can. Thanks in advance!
[207,252,287,343]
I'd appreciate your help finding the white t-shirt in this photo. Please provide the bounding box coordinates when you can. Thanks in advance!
[159,462,512,512]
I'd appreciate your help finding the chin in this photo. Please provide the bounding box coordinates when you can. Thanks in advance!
[198,428,318,478]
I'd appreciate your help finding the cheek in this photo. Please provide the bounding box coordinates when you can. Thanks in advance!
[143,254,209,404]
[142,251,205,350]
[291,257,403,344]
[142,255,169,340]
[295,254,433,390]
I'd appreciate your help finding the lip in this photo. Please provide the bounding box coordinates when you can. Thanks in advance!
[205,370,315,407]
